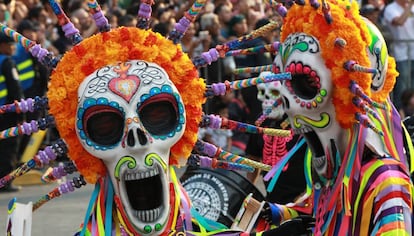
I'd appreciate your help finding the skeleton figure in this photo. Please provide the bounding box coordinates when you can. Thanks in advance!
[251,72,307,204]
[265,1,413,235]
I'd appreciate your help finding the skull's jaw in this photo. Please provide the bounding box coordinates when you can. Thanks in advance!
[117,159,170,235]
[294,126,333,178]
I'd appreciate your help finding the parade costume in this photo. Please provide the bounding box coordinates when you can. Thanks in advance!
[1,0,413,235]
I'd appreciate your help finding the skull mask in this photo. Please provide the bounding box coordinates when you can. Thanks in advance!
[275,33,344,177]
[256,71,284,120]
[76,60,185,234]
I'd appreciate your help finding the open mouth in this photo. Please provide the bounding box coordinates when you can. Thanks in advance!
[120,165,166,223]
[294,127,328,175]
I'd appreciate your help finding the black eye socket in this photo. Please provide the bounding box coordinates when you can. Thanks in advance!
[83,105,124,146]
[139,94,178,136]
[290,74,318,100]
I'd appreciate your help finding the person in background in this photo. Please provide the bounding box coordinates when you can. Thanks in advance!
[0,33,24,192]
[400,88,414,118]
[383,0,414,111]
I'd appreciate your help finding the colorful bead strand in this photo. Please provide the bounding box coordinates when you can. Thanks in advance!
[193,21,279,67]
[86,0,111,32]
[33,175,86,211]
[268,0,288,17]
[194,140,272,171]
[225,42,280,57]
[42,161,78,183]
[201,114,291,137]
[0,96,48,114]
[48,0,83,44]
[0,139,68,188]
[205,72,291,97]
[0,116,55,140]
[137,0,154,29]
[187,154,254,172]
[0,23,59,69]
[233,64,274,75]
[349,80,386,109]
[344,60,378,74]
[168,0,207,44]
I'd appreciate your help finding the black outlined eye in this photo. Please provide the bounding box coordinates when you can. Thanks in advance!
[138,94,178,136]
[83,105,124,146]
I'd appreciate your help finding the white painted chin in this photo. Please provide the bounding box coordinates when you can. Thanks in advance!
[119,163,169,234]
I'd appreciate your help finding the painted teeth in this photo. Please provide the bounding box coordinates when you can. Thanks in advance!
[125,168,159,181]
[293,126,313,134]
[134,206,163,222]
[312,156,328,176]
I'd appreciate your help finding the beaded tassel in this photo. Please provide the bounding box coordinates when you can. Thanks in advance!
[168,0,207,44]
[194,140,272,171]
[86,0,111,32]
[187,154,254,172]
[0,96,48,114]
[322,0,333,24]
[0,139,68,188]
[225,42,280,57]
[344,60,378,74]
[42,161,78,183]
[193,21,280,67]
[137,0,154,29]
[352,97,381,120]
[0,115,55,140]
[200,114,291,137]
[0,24,59,69]
[233,64,274,75]
[48,0,83,44]
[33,175,87,211]
[349,80,386,109]
[205,72,291,97]
[355,113,383,136]
[268,0,288,17]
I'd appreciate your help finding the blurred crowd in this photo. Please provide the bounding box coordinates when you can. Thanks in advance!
[1,0,414,191]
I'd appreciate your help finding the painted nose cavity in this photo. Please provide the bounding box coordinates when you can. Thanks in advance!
[127,128,148,147]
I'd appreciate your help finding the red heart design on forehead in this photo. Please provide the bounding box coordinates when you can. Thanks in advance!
[108,75,141,103]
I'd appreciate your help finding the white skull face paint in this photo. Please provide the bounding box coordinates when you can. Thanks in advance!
[363,18,389,93]
[256,71,284,120]
[276,33,345,177]
[76,60,186,234]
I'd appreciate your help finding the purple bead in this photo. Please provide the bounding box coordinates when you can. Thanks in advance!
[138,3,152,18]
[203,142,217,157]
[30,120,38,133]
[22,123,31,135]
[210,115,221,129]
[30,44,48,61]
[272,41,280,51]
[26,98,34,112]
[59,181,74,194]
[278,6,287,17]
[62,23,80,37]
[93,11,109,29]
[176,17,190,33]
[211,83,226,96]
[201,48,219,65]
[20,99,28,112]
[199,156,211,168]
[53,165,65,179]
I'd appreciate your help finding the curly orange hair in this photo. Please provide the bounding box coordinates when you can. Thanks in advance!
[48,27,206,183]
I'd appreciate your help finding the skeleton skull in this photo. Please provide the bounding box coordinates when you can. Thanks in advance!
[256,71,284,120]
[275,33,344,177]
[76,60,185,234]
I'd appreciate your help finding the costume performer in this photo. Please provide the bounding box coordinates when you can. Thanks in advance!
[2,0,412,235]
[260,0,414,235]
